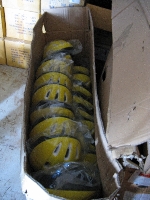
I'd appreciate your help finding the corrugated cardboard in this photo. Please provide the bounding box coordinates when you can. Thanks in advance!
[5,8,40,41]
[99,0,150,149]
[21,6,123,199]
[41,0,85,13]
[0,7,6,37]
[0,37,6,64]
[87,4,112,32]
[5,37,31,69]
[2,0,40,12]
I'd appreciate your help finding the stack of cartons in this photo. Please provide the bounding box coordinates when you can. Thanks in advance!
[0,0,6,64]
[2,0,41,69]
[1,0,85,69]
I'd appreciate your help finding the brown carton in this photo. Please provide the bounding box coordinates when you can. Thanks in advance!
[98,1,150,197]
[99,0,150,149]
[21,6,123,200]
[5,8,40,41]
[0,37,6,64]
[2,0,40,12]
[5,37,31,69]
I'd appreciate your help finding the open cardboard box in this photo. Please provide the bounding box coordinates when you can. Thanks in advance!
[21,1,150,199]
[21,5,124,200]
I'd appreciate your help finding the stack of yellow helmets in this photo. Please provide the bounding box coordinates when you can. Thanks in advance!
[28,40,101,199]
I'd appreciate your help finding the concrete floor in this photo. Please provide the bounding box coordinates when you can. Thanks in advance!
[0,65,28,200]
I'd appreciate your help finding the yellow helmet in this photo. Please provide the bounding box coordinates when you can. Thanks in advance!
[73,84,92,100]
[43,40,73,58]
[47,189,97,200]
[30,103,74,126]
[80,120,94,136]
[34,72,72,91]
[83,153,97,164]
[32,162,101,198]
[32,84,72,107]
[29,137,81,171]
[73,74,91,89]
[77,108,94,121]
[73,66,90,76]
[29,117,78,139]
[36,59,73,79]
[73,95,93,112]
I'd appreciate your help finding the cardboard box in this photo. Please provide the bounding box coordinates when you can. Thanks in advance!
[0,7,6,37]
[21,6,123,200]
[5,37,31,69]
[0,37,6,64]
[41,0,85,13]
[2,0,40,12]
[98,1,150,196]
[99,0,150,149]
[5,8,40,41]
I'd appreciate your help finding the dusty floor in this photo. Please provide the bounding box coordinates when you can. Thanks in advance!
[0,65,28,200]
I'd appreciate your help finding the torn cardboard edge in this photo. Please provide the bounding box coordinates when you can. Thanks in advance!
[114,167,150,199]
[99,45,148,172]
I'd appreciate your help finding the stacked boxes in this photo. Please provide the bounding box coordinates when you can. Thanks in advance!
[1,0,85,68]
[2,0,41,68]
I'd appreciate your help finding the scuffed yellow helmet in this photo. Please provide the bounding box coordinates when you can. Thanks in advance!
[36,58,73,79]
[73,84,92,100]
[34,72,72,91]
[29,137,81,171]
[73,66,90,76]
[30,103,74,126]
[43,40,73,58]
[73,74,91,88]
[32,84,72,107]
[29,117,78,139]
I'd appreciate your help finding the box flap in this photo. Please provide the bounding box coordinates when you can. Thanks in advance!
[106,0,150,147]
[87,4,112,32]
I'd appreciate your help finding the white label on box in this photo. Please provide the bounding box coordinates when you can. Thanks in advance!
[69,0,80,4]
[128,170,150,187]
[123,191,150,200]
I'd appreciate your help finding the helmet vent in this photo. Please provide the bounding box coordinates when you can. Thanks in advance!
[64,143,72,160]
[58,77,60,84]
[46,90,51,98]
[55,91,59,100]
[53,143,62,156]
[64,94,67,102]
[44,162,50,167]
